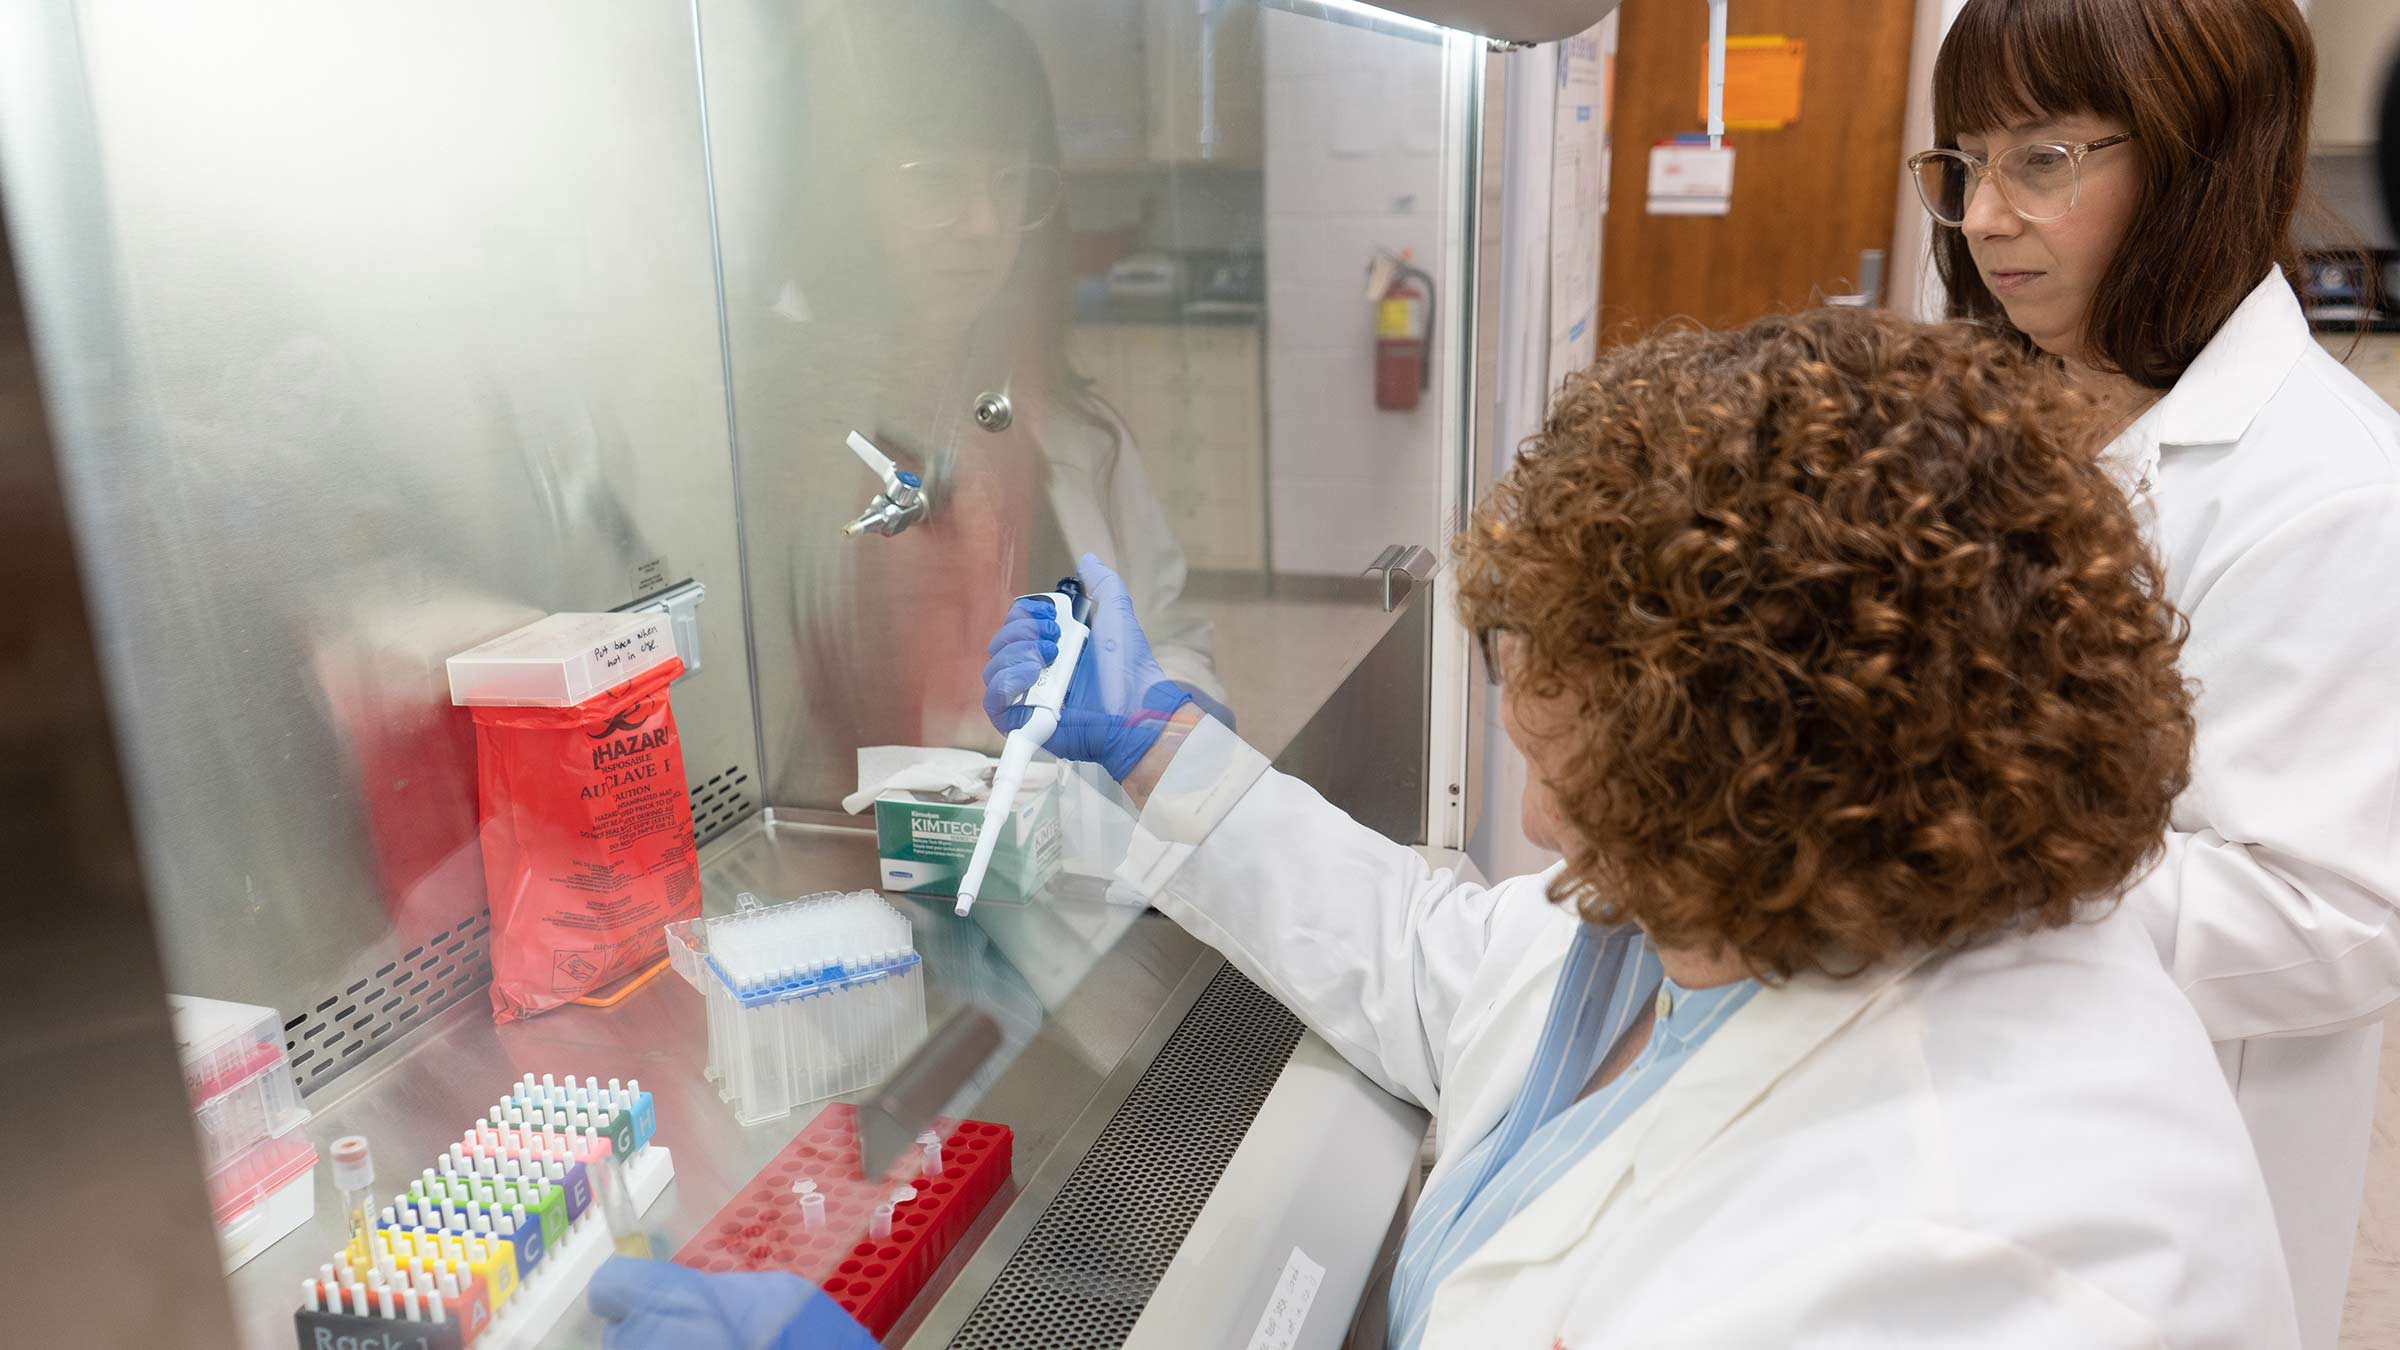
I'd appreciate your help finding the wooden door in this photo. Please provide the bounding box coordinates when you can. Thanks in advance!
[1600,0,1918,337]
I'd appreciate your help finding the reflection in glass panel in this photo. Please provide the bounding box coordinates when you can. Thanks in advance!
[702,0,1462,813]
[4,0,1474,1341]
[684,5,1470,1314]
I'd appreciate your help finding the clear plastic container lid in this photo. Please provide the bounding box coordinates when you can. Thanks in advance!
[207,1132,318,1228]
[445,611,680,707]
[170,995,309,1171]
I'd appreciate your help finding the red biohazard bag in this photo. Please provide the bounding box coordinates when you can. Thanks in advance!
[471,658,701,1023]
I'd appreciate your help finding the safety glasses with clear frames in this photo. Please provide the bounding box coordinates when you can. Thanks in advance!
[890,159,1064,233]
[1907,133,2135,227]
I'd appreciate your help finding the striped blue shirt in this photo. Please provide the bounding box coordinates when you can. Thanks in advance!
[1386,925,1760,1350]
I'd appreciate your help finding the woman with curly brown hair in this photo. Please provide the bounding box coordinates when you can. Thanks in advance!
[975,307,2296,1347]
[1913,5,2400,1343]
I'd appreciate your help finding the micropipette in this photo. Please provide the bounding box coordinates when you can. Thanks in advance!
[955,576,1092,916]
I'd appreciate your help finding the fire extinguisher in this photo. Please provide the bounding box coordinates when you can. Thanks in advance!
[1374,256,1436,412]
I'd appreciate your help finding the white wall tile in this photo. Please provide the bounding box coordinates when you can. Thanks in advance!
[1267,280,1368,355]
[1269,354,1438,477]
[1267,474,1421,573]
[1267,213,1441,285]
[1262,8,1453,576]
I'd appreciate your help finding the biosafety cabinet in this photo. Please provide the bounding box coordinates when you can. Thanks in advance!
[0,1,1588,1345]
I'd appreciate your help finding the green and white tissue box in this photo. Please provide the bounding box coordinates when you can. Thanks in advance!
[874,781,1062,902]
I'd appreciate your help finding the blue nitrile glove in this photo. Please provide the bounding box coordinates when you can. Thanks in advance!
[981,553,1199,782]
[587,1256,879,1350]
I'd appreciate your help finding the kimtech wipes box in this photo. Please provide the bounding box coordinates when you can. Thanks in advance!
[874,781,1062,902]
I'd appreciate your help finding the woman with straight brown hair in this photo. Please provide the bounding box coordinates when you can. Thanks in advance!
[1912,3,2400,1346]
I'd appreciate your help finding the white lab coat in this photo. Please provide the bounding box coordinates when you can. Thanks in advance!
[2104,272,2400,1350]
[1038,393,1224,706]
[1115,718,2299,1348]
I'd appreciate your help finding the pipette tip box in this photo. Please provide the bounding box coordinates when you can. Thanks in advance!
[215,1135,319,1272]
[664,891,930,1125]
[170,995,319,1271]
[173,996,309,1169]
[672,1103,1014,1338]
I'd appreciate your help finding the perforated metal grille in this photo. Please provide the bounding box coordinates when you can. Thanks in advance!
[284,910,493,1097]
[276,760,746,1100]
[691,762,754,843]
[947,966,1302,1349]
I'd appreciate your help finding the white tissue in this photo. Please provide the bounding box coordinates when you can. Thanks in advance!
[842,745,1057,815]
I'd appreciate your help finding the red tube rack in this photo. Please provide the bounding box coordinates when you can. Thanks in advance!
[672,1104,1012,1337]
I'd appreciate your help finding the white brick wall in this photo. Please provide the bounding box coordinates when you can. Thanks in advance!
[1262,10,1453,575]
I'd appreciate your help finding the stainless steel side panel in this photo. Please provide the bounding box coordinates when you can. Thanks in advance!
[0,1,759,1033]
[0,173,242,1350]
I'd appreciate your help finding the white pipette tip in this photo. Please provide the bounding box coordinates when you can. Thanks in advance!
[953,891,977,917]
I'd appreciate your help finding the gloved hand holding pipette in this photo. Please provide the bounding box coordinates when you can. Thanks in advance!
[963,554,1231,915]
[587,1256,878,1350]
[980,553,1227,779]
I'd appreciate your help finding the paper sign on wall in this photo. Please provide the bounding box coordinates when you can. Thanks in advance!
[1699,36,1806,130]
[1646,143,1736,216]
[1550,22,1612,378]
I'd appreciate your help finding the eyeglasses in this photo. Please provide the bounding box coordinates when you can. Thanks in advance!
[1475,627,1510,686]
[889,159,1063,234]
[1906,133,2134,227]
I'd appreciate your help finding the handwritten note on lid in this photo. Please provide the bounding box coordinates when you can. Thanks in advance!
[447,611,678,708]
[1242,1246,1326,1350]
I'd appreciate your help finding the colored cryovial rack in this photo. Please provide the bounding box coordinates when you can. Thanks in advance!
[393,1168,556,1285]
[672,1103,1013,1338]
[297,1246,496,1343]
[293,1073,674,1350]
[664,891,930,1125]
[485,1072,658,1157]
